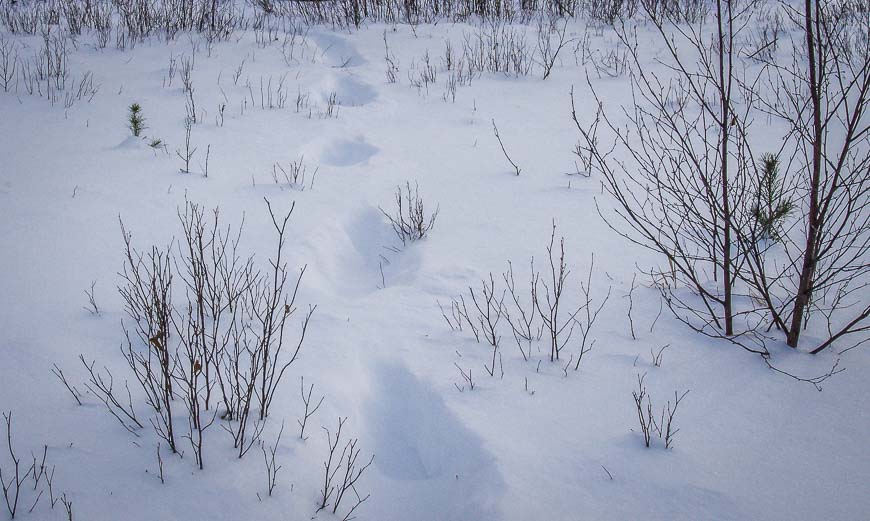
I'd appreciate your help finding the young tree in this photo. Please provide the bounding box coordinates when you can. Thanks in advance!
[574,1,762,347]
[745,0,869,353]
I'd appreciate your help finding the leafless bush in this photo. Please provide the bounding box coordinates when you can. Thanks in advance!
[3,0,243,43]
[624,273,637,340]
[438,298,465,333]
[317,418,374,520]
[444,224,607,370]
[83,280,100,316]
[492,119,522,176]
[322,91,339,118]
[466,274,506,376]
[380,181,439,245]
[272,157,318,191]
[76,199,313,468]
[745,6,783,63]
[631,373,655,446]
[1,413,64,519]
[117,223,176,449]
[79,355,145,437]
[408,50,437,95]
[443,70,459,102]
[261,422,284,497]
[155,443,165,484]
[383,31,400,84]
[60,494,72,521]
[454,362,475,391]
[502,260,541,361]
[180,55,194,93]
[589,42,630,79]
[579,0,639,24]
[50,364,82,406]
[537,14,571,79]
[650,344,669,367]
[631,373,689,449]
[177,117,197,173]
[534,223,584,362]
[174,300,218,469]
[247,74,289,110]
[571,95,606,178]
[298,376,324,441]
[219,318,266,459]
[572,254,610,370]
[659,389,689,448]
[462,21,533,77]
[583,0,706,25]
[253,199,315,420]
[1,412,27,519]
[0,35,18,92]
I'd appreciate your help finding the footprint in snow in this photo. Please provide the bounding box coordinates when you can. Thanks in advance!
[364,362,504,520]
[317,73,377,107]
[309,31,366,68]
[320,137,378,167]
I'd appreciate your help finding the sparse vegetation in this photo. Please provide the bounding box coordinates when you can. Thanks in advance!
[0,2,867,520]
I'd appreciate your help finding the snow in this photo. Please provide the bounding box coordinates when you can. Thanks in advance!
[1,15,868,521]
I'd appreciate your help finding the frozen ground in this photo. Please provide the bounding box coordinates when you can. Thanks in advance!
[0,15,868,521]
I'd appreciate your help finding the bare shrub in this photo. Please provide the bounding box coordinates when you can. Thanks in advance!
[534,223,583,362]
[50,364,82,406]
[75,199,313,468]
[444,224,607,370]
[492,119,522,176]
[650,344,669,367]
[176,117,197,173]
[467,274,507,376]
[537,14,571,80]
[461,20,533,77]
[0,35,18,92]
[502,260,541,361]
[261,423,284,497]
[83,281,100,316]
[631,374,689,449]
[298,376,324,441]
[272,157,318,191]
[572,253,610,370]
[1,412,65,519]
[379,181,439,244]
[454,363,475,391]
[317,418,374,520]
[1,412,27,519]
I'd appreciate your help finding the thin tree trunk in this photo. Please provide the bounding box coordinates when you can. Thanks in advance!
[717,0,734,336]
[787,0,823,348]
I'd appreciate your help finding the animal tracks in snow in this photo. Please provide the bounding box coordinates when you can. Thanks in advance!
[300,206,422,297]
[310,31,366,68]
[316,73,377,107]
[319,136,379,167]
[364,362,504,520]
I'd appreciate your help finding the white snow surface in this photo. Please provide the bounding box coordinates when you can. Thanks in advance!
[0,18,868,521]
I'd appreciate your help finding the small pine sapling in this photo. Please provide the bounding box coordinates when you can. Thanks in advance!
[752,154,793,241]
[128,103,147,137]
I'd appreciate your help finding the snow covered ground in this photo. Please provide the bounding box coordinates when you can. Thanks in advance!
[1,9,868,521]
